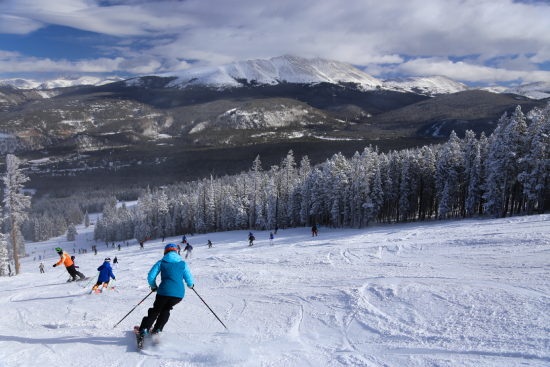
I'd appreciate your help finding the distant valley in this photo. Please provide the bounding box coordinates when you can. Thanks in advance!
[0,55,548,194]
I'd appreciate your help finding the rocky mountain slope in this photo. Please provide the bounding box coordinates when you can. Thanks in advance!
[0,55,548,189]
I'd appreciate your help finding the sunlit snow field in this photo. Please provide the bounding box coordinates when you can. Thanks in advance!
[0,210,549,366]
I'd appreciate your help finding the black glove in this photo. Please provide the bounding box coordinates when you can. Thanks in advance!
[151,286,158,292]
[53,264,56,268]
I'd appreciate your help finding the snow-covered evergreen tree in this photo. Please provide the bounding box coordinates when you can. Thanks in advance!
[2,154,30,275]
[0,234,9,277]
[67,223,77,241]
[85,211,90,228]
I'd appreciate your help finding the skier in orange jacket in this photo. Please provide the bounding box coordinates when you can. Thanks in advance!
[53,247,86,282]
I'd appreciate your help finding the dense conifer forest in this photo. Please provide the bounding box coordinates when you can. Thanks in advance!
[15,103,550,244]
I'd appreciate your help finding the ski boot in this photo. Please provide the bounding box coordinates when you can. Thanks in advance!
[136,329,147,349]
[151,329,162,344]
[92,284,99,291]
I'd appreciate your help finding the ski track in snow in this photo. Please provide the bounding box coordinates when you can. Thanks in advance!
[1,214,550,366]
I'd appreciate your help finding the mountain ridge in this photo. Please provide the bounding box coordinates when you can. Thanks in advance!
[2,55,550,100]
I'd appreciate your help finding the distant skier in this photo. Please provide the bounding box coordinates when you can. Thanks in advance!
[140,241,144,249]
[270,232,274,246]
[248,233,255,246]
[92,258,115,292]
[53,248,86,282]
[207,240,212,248]
[113,256,119,268]
[118,244,121,251]
[274,225,279,235]
[39,263,45,273]
[312,225,318,237]
[136,244,194,347]
[162,235,165,242]
[184,243,193,259]
[181,235,187,244]
[177,244,181,255]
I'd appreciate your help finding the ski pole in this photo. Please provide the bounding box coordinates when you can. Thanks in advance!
[113,291,153,328]
[192,287,228,331]
[108,278,115,294]
[83,272,99,288]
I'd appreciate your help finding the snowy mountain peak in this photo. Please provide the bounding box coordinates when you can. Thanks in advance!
[0,76,124,90]
[506,81,550,100]
[146,55,383,90]
[383,75,470,96]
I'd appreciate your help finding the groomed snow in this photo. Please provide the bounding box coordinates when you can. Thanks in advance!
[1,214,549,366]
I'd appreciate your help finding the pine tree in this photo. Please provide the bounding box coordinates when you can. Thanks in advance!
[0,234,9,277]
[67,223,78,241]
[2,154,30,275]
[85,211,90,228]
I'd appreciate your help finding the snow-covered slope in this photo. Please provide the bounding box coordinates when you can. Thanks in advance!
[0,76,124,90]
[506,82,550,100]
[474,85,510,94]
[144,55,383,90]
[0,78,42,89]
[1,212,549,366]
[383,75,470,96]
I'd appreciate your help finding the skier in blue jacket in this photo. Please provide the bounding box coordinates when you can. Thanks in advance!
[92,258,115,291]
[137,244,194,342]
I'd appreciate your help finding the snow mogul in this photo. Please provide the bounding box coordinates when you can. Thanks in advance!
[53,247,86,281]
[136,244,194,344]
[93,258,116,292]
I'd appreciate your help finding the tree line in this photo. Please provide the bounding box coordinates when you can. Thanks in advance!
[89,103,550,242]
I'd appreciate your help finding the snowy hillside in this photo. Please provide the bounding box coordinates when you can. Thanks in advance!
[383,75,470,96]
[143,55,384,90]
[0,76,124,90]
[1,213,549,366]
[506,82,550,100]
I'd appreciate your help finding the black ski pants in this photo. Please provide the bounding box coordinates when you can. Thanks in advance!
[66,265,85,279]
[140,294,182,332]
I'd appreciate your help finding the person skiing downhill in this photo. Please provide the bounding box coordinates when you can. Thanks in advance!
[181,235,187,244]
[269,232,274,246]
[184,243,193,259]
[39,263,45,273]
[207,240,212,248]
[136,244,194,346]
[93,258,116,292]
[311,225,318,237]
[53,248,86,281]
[69,255,81,282]
[274,225,279,235]
[113,256,119,268]
[248,233,255,246]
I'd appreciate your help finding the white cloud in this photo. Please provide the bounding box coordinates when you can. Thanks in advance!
[1,0,550,82]
[0,49,191,75]
[380,57,550,83]
[0,14,44,34]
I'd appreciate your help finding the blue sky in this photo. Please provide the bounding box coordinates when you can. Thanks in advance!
[1,0,550,86]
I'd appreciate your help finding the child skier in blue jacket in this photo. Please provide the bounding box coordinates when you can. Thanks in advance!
[137,244,194,343]
[93,258,115,291]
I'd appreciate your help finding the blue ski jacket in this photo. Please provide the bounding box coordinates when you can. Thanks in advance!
[148,251,193,298]
[97,261,115,282]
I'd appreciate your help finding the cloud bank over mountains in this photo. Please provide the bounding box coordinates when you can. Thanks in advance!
[1,0,550,85]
